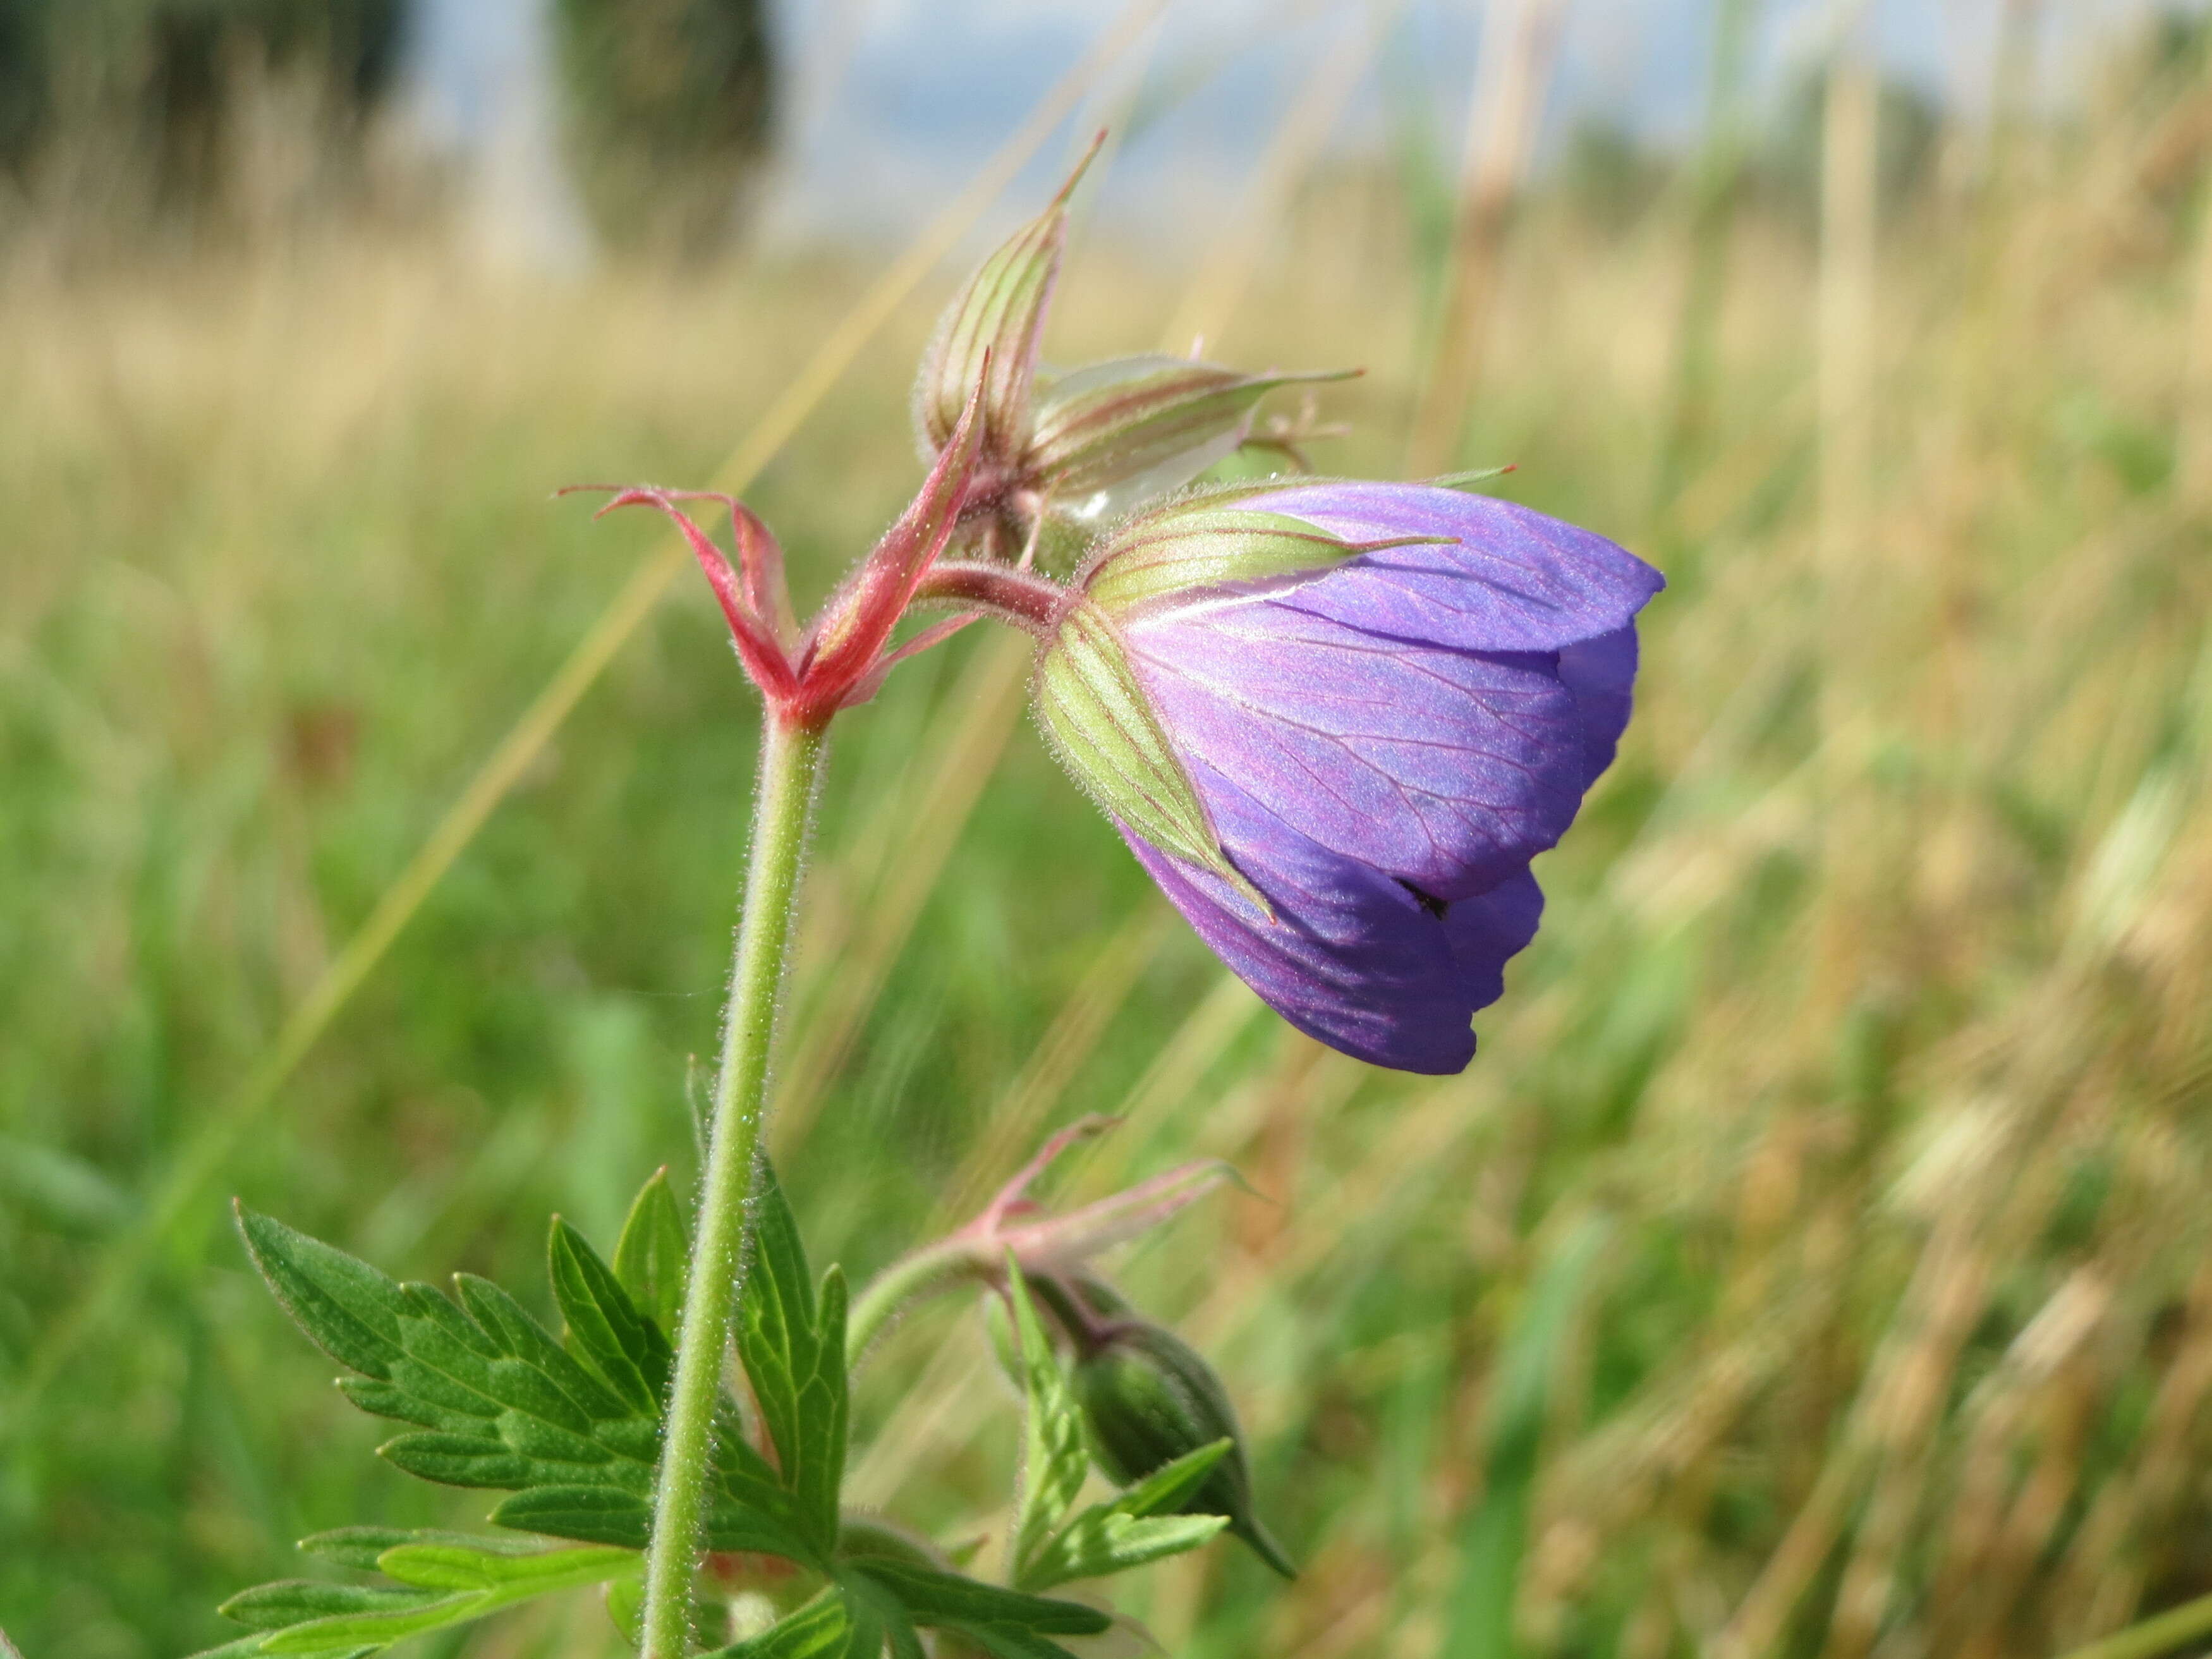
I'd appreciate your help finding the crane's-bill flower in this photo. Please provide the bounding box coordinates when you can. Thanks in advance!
[1031,480,1664,1074]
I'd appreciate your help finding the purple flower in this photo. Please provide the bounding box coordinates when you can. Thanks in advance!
[1013,480,1663,1074]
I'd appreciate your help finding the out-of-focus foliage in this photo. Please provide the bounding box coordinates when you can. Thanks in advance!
[550,0,776,260]
[1758,68,1944,227]
[1555,119,1675,233]
[0,0,401,208]
[0,0,47,171]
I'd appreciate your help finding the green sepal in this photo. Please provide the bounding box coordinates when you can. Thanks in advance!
[1426,464,1516,491]
[612,1166,691,1335]
[1033,602,1267,916]
[1082,506,1373,614]
[1028,356,1354,507]
[917,141,1097,459]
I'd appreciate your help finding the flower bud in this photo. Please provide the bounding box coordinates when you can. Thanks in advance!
[1069,1320,1295,1577]
[916,138,1100,466]
[1025,356,1352,525]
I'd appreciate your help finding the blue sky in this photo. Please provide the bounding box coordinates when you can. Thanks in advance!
[404,0,2194,258]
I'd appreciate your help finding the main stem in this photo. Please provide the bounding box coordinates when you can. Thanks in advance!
[641,714,825,1659]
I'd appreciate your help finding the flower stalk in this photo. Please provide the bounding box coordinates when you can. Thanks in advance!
[844,1115,1232,1369]
[640,712,825,1659]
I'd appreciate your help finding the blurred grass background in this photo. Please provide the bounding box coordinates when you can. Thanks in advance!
[5,2,2212,1656]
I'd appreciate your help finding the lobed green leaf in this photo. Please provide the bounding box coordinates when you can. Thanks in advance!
[221,1543,638,1656]
[549,1217,668,1411]
[217,1581,441,1631]
[296,1528,418,1571]
[1017,1438,1232,1590]
[734,1165,849,1556]
[1004,1268,1090,1584]
[375,1540,635,1592]
[1025,1512,1225,1591]
[846,1558,1110,1643]
[238,1206,815,1564]
[612,1167,691,1334]
[235,1206,411,1379]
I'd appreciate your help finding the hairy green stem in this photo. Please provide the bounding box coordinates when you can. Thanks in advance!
[844,1239,987,1366]
[641,715,825,1659]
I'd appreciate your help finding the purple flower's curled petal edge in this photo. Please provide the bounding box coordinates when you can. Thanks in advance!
[1116,489,1662,902]
[1117,759,1538,1074]
[1557,624,1639,792]
[1438,866,1545,1014]
[1234,482,1665,654]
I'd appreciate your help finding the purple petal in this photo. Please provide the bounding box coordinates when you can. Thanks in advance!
[1440,867,1545,1012]
[1093,483,1657,1075]
[1119,762,1522,1074]
[1124,597,1590,901]
[1557,625,1639,791]
[1239,482,1663,654]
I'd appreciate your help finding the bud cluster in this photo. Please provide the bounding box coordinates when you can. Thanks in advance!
[913,133,1352,564]
[576,132,1354,741]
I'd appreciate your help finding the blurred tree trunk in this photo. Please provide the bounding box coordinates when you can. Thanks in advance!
[1,0,404,221]
[551,0,778,262]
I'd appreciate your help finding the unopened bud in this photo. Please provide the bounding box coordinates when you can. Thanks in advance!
[1026,357,1354,525]
[1069,1319,1295,1577]
[916,137,1100,466]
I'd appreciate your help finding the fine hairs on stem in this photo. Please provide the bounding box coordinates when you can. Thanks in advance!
[638,717,825,1657]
